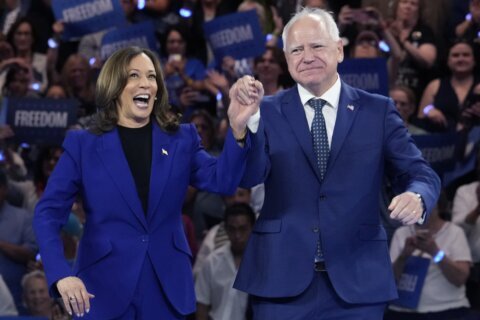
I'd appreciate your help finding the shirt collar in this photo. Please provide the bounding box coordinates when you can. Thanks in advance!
[298,74,342,110]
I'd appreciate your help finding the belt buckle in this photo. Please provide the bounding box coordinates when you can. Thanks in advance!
[314,261,326,272]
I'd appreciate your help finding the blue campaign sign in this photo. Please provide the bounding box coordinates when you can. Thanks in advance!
[52,0,126,40]
[339,58,389,96]
[4,98,79,145]
[413,132,459,177]
[391,256,430,309]
[203,10,265,62]
[444,126,480,186]
[100,21,158,61]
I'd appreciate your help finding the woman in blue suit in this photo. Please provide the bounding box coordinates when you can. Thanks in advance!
[33,46,260,319]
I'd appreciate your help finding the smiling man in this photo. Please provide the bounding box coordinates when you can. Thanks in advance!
[228,7,441,320]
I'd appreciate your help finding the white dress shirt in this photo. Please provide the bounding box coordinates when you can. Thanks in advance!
[247,75,342,147]
[297,76,341,147]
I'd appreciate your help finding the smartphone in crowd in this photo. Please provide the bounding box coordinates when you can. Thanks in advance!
[168,54,182,63]
[415,229,429,240]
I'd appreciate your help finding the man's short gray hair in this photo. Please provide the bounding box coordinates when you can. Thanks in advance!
[282,7,340,51]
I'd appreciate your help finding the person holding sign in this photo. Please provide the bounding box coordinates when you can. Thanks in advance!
[33,46,258,319]
[387,193,471,319]
[231,7,440,319]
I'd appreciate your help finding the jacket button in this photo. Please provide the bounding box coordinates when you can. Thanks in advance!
[312,227,319,233]
[141,235,149,243]
[319,195,326,200]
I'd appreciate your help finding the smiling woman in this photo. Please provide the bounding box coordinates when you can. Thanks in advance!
[92,47,176,134]
[33,46,258,320]
[6,17,48,93]
[116,54,159,128]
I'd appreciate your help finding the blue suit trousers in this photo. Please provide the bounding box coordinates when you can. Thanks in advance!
[251,272,386,320]
[76,256,184,320]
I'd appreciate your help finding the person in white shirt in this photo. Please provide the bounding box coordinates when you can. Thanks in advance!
[452,176,480,309]
[195,203,255,320]
[388,192,472,319]
[193,187,257,278]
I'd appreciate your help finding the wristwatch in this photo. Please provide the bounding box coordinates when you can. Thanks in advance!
[235,133,247,144]
[415,193,427,224]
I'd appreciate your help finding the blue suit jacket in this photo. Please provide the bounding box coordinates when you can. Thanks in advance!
[33,122,249,319]
[234,83,440,304]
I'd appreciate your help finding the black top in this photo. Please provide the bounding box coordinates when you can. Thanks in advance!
[394,23,437,101]
[430,76,480,132]
[117,121,152,215]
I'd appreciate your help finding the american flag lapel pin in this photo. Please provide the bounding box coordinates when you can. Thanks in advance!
[162,148,168,156]
[347,104,355,111]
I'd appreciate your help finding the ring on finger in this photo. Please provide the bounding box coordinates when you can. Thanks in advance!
[69,296,76,302]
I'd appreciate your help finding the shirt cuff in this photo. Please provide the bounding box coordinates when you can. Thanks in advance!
[415,193,427,225]
[246,110,261,133]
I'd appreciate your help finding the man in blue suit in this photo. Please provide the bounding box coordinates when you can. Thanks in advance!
[231,7,441,320]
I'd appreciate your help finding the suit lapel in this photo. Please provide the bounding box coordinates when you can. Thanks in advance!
[147,123,177,219]
[328,82,360,171]
[96,128,147,228]
[281,87,323,182]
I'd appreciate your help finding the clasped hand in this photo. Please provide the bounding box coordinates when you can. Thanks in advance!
[227,75,264,140]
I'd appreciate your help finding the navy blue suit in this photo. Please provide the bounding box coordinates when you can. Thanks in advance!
[234,83,440,313]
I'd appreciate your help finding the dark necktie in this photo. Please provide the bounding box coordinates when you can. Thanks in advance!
[309,98,328,265]
[309,98,329,180]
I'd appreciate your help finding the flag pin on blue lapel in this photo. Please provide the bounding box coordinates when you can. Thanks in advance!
[162,148,168,155]
[347,104,355,111]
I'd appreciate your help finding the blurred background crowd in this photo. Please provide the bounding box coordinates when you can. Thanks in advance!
[1,0,480,319]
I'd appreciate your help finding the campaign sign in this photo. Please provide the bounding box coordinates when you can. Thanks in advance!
[100,21,158,61]
[413,132,459,176]
[4,98,78,145]
[52,0,126,40]
[391,256,430,309]
[339,58,388,96]
[203,10,265,62]
[444,126,480,186]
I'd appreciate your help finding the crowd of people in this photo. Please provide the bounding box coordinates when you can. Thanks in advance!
[0,0,479,319]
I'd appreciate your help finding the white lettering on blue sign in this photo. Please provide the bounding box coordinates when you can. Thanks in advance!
[101,36,150,59]
[421,146,456,163]
[14,111,68,128]
[209,25,254,49]
[398,273,418,292]
[342,73,379,90]
[62,0,113,23]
